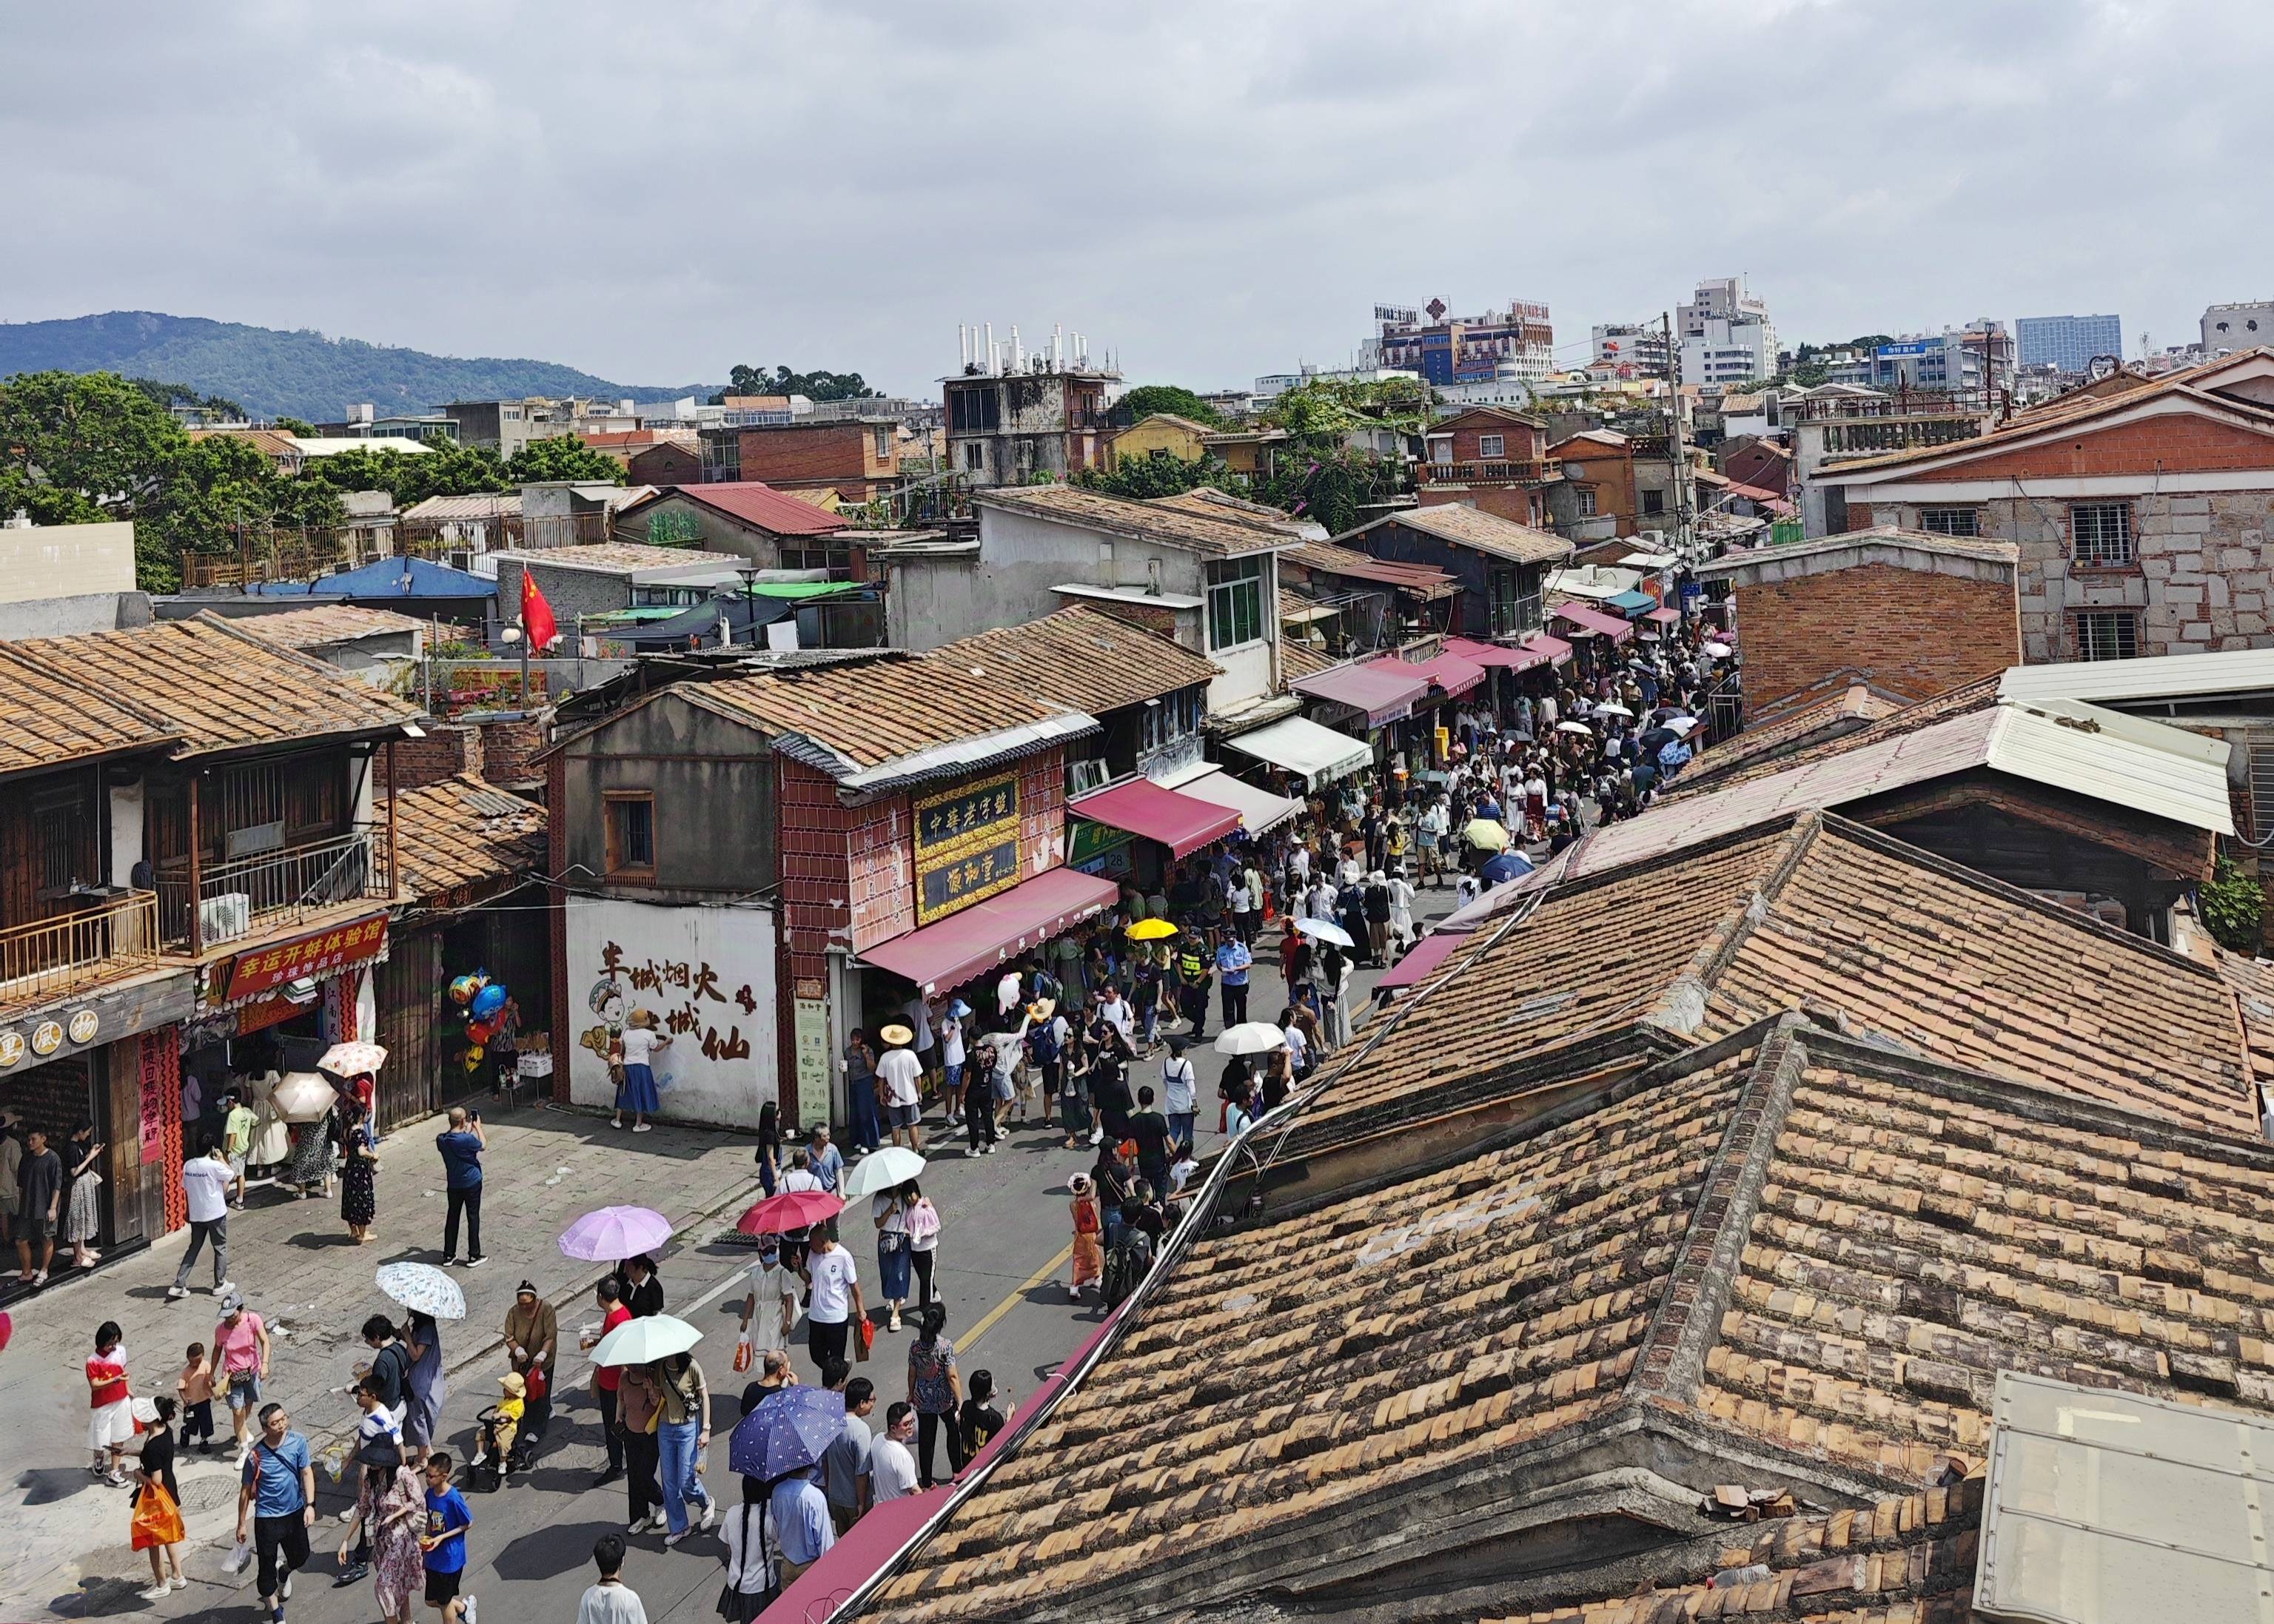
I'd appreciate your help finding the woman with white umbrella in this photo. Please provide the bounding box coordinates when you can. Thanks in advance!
[846,1147,925,1332]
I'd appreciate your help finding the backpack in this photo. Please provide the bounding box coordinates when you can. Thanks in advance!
[1028,1019,1061,1065]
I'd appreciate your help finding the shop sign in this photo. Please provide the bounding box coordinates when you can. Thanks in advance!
[793,997,831,1127]
[914,773,1019,853]
[224,914,389,1002]
[139,1039,170,1166]
[0,1030,22,1068]
[1067,820,1133,868]
[30,1020,63,1056]
[67,1009,99,1046]
[917,839,1019,925]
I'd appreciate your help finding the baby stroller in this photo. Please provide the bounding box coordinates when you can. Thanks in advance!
[464,1370,528,1493]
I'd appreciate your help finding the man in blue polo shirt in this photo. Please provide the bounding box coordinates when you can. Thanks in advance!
[235,1401,315,1623]
[770,1463,835,1587]
[1215,929,1252,1028]
[434,1107,486,1267]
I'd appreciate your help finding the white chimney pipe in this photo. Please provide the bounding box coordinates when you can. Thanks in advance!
[1053,323,1064,371]
[1011,325,1024,372]
[985,323,996,375]
[959,324,969,369]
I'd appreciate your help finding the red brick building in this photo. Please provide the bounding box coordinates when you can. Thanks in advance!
[1720,437,1791,498]
[1696,526,2022,717]
[628,440,701,487]
[1821,348,2274,661]
[1416,408,1552,526]
[711,420,903,506]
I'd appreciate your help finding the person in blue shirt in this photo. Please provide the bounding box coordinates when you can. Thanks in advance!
[419,1452,476,1623]
[433,1107,486,1268]
[235,1402,315,1623]
[1214,930,1252,1028]
[769,1464,836,1587]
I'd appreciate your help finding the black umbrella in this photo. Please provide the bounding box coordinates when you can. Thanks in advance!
[1639,726,1677,753]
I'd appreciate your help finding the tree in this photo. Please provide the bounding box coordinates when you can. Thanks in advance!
[1252,448,1404,539]
[713,364,880,404]
[1074,453,1236,502]
[2201,856,2267,953]
[128,377,248,422]
[296,441,512,506]
[506,434,625,485]
[274,416,316,436]
[1113,385,1222,427]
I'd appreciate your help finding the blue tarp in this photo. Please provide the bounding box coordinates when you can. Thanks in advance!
[1606,590,1657,616]
[247,557,497,600]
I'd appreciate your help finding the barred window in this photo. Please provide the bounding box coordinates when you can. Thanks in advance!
[2073,610,2139,661]
[2070,503,2134,566]
[1919,508,1980,537]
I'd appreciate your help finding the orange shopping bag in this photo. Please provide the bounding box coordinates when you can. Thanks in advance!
[131,1480,185,1551]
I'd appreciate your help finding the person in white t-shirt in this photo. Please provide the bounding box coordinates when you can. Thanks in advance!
[739,1245,802,1358]
[875,1032,925,1153]
[802,1232,865,1380]
[868,1404,919,1504]
[936,1004,968,1130]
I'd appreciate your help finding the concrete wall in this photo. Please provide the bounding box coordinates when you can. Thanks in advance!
[563,895,779,1128]
[893,506,1209,646]
[555,693,778,903]
[0,589,150,639]
[0,521,138,605]
[494,557,633,624]
[615,494,782,564]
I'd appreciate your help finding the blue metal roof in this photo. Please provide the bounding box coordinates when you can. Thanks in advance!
[1606,589,1657,615]
[247,557,497,600]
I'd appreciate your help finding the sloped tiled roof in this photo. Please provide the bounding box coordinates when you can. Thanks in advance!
[1294,814,2257,1152]
[399,493,523,523]
[1343,503,1574,566]
[625,480,848,537]
[882,1019,2274,1623]
[3,615,420,758]
[1666,674,2006,802]
[918,608,1219,716]
[976,484,1287,556]
[1277,637,1335,680]
[498,542,740,574]
[686,654,1077,773]
[235,605,427,649]
[1281,540,1458,593]
[1678,682,1905,793]
[0,643,179,776]
[386,773,546,902]
[1147,486,1315,535]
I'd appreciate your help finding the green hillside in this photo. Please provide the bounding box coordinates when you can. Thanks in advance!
[0,312,720,423]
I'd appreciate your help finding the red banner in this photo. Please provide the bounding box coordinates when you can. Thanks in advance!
[224,915,389,1002]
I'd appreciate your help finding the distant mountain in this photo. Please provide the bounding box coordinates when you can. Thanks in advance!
[0,311,722,423]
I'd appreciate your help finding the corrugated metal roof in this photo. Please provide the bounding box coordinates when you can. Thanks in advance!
[626,480,849,537]
[399,494,523,522]
[978,485,1289,557]
[235,606,427,649]
[2000,647,2274,706]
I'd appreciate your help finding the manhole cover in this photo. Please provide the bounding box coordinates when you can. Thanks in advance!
[180,1475,239,1514]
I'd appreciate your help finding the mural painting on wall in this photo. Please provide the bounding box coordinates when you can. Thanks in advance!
[577,940,759,1076]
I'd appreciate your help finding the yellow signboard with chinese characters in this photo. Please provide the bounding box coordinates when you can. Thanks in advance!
[913,772,1022,925]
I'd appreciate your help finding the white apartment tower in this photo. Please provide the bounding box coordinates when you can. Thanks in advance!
[1677,276,1779,390]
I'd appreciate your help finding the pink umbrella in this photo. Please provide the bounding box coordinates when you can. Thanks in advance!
[737,1190,843,1237]
[558,1205,674,1262]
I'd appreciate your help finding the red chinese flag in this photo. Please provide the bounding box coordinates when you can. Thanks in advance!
[520,568,560,651]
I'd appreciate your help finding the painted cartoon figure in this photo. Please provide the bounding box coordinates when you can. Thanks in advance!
[580,977,628,1063]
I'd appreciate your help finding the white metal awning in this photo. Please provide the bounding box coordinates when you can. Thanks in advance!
[1170,768,1304,835]
[1221,716,1372,788]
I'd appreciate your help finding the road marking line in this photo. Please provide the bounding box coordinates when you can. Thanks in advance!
[962,1244,1071,1353]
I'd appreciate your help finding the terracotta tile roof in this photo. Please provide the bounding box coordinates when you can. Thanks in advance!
[1282,540,1458,593]
[1483,1472,1990,1623]
[625,480,848,537]
[1292,814,2257,1155]
[976,484,1287,556]
[1680,682,1904,793]
[1343,504,1574,566]
[1278,637,1335,680]
[885,1016,2274,1623]
[0,643,178,776]
[385,773,546,902]
[685,653,1080,774]
[1147,487,1308,531]
[235,605,428,650]
[2215,950,2274,1094]
[918,607,1219,716]
[497,542,740,574]
[1660,675,2005,802]
[400,493,523,523]
[3,615,420,759]
[879,1048,1757,1623]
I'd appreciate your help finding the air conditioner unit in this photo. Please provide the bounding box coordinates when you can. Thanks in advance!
[199,893,252,944]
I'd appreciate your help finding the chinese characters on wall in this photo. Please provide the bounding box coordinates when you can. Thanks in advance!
[913,772,1022,925]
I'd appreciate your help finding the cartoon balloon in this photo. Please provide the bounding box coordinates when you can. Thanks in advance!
[464,1044,485,1070]
[469,984,508,1019]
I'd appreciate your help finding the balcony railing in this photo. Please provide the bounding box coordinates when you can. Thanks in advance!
[154,828,393,952]
[1418,459,1546,486]
[0,893,161,1016]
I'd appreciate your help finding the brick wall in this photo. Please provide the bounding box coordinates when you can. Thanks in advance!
[477,716,547,786]
[1724,441,1791,497]
[1900,415,2274,483]
[779,759,857,991]
[628,443,700,487]
[497,558,628,624]
[1418,486,1543,526]
[392,726,482,789]
[737,424,876,486]
[1446,417,1546,463]
[1737,561,2020,711]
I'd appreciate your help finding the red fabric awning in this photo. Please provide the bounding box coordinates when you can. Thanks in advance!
[1644,607,1683,625]
[1524,632,1574,667]
[1366,651,1487,699]
[1376,931,1468,990]
[1550,603,1635,644]
[859,867,1121,995]
[1443,634,1552,674]
[1291,662,1427,725]
[1069,777,1241,859]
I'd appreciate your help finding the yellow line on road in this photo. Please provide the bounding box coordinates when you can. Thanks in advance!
[961,1243,1071,1352]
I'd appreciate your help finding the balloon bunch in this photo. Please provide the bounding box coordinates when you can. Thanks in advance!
[449,970,512,1072]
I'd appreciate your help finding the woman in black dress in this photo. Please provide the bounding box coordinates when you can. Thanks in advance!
[339,1100,378,1244]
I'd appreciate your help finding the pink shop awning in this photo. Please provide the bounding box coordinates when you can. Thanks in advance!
[1375,931,1469,990]
[1550,603,1634,644]
[1069,777,1241,859]
[1443,634,1552,674]
[1366,651,1487,699]
[1291,662,1429,725]
[859,867,1121,996]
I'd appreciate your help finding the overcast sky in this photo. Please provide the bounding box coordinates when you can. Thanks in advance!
[7,0,2266,395]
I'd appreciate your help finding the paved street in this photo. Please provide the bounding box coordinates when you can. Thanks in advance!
[0,898,1448,1623]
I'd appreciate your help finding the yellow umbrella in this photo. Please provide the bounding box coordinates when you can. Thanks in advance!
[1126,918,1178,941]
[1463,818,1510,852]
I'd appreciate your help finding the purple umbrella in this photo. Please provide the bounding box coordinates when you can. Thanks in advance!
[558,1205,674,1262]
[730,1384,846,1483]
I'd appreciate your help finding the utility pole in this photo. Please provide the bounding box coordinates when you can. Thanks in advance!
[1662,312,1692,557]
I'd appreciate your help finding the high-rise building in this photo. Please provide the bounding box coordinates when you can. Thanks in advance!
[2016,314,2122,375]
[1375,299,1554,388]
[1676,276,1777,389]
[1865,321,2015,397]
[2203,301,2274,355]
[1590,323,1671,378]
